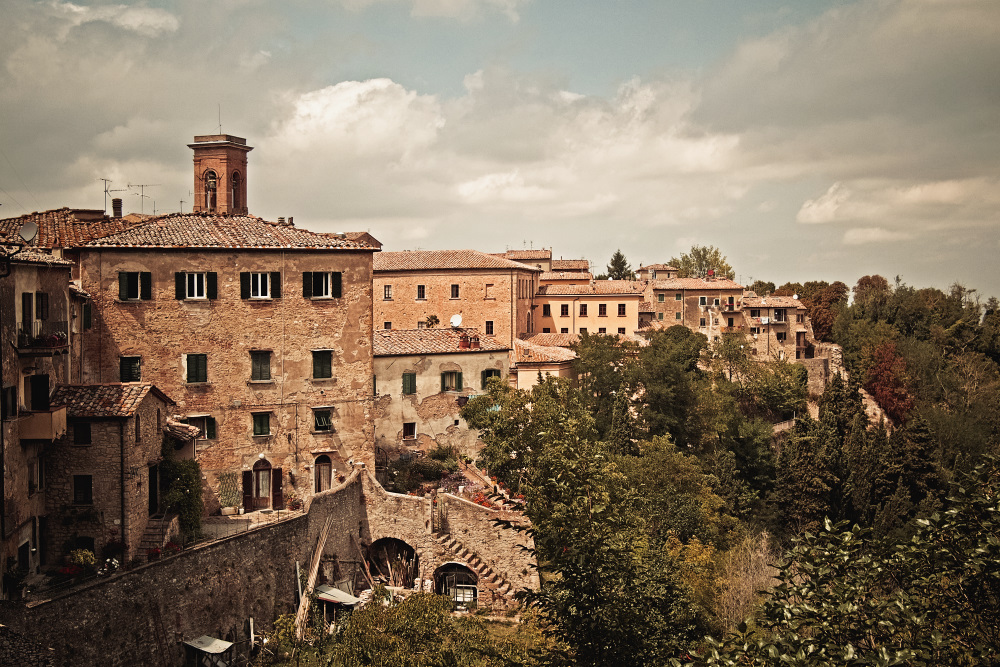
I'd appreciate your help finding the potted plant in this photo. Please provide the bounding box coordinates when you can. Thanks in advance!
[146,547,161,561]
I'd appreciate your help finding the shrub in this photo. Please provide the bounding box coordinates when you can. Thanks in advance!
[68,549,96,568]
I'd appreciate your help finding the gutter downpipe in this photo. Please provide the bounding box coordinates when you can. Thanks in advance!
[119,421,127,557]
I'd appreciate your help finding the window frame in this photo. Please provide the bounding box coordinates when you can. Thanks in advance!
[440,371,462,392]
[312,350,333,379]
[252,412,271,436]
[485,320,494,335]
[384,285,392,300]
[186,353,208,384]
[402,422,416,440]
[313,409,333,432]
[302,272,342,299]
[416,284,426,300]
[618,328,626,335]
[120,356,141,382]
[699,296,707,306]
[598,304,607,317]
[250,351,272,382]
[617,303,626,317]
[579,304,588,317]
[450,284,460,299]
[119,271,152,301]
[657,294,665,302]
[73,474,94,505]
[560,304,569,317]
[481,369,501,389]
[73,422,92,446]
[542,304,551,317]
[402,372,417,395]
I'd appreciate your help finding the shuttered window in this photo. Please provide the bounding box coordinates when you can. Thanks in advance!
[302,272,342,299]
[119,272,152,301]
[312,350,332,379]
[314,410,332,432]
[186,353,208,383]
[120,356,141,382]
[252,412,270,436]
[250,351,271,381]
[481,369,501,389]
[402,373,416,395]
[441,371,462,392]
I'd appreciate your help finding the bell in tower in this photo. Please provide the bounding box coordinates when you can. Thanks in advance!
[188,134,253,215]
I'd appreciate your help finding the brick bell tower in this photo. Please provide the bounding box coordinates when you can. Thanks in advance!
[188,134,253,215]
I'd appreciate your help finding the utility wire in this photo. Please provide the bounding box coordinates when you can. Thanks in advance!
[0,146,41,213]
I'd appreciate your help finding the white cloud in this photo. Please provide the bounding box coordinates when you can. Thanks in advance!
[843,228,911,245]
[52,2,180,37]
[338,0,528,22]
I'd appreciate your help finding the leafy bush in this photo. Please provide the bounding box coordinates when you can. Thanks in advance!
[68,549,96,568]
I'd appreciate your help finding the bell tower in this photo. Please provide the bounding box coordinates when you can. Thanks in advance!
[188,134,253,215]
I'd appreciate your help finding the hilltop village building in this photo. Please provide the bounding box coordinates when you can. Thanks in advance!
[372,327,508,463]
[373,250,540,347]
[535,280,647,337]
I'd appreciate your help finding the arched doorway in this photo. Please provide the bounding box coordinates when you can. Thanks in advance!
[434,562,478,607]
[242,458,283,511]
[366,538,418,589]
[314,454,332,493]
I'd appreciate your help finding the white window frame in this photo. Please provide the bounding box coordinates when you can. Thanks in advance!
[250,272,271,299]
[186,272,207,300]
[312,272,334,299]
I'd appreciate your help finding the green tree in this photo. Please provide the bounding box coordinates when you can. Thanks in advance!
[668,245,734,280]
[634,326,707,447]
[746,280,775,296]
[571,332,637,439]
[605,249,634,280]
[608,384,634,456]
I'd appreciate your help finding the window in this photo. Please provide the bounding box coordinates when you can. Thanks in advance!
[560,304,569,317]
[119,356,141,382]
[699,318,706,327]
[750,327,760,335]
[675,312,682,320]
[699,296,707,306]
[579,304,588,317]
[543,327,551,333]
[314,455,332,493]
[312,350,333,379]
[82,302,92,330]
[776,332,787,342]
[384,285,392,300]
[251,351,271,381]
[240,272,280,299]
[657,313,664,320]
[35,292,49,320]
[598,327,606,334]
[481,369,501,389]
[675,293,682,301]
[796,314,805,323]
[313,409,332,432]
[560,328,569,333]
[186,353,208,383]
[450,284,460,299]
[28,457,43,495]
[774,309,787,322]
[402,422,416,440]
[542,304,551,317]
[135,414,142,443]
[183,415,217,440]
[231,172,241,210]
[252,412,271,436]
[302,272,342,299]
[118,271,152,301]
[73,423,92,445]
[598,304,607,317]
[417,321,426,329]
[384,322,392,330]
[657,294,665,302]
[750,309,760,318]
[714,298,720,306]
[579,328,587,334]
[441,371,462,392]
[618,303,626,317]
[73,475,93,505]
[485,320,494,335]
[402,373,416,395]
[618,328,626,335]
[416,285,426,300]
[175,272,216,300]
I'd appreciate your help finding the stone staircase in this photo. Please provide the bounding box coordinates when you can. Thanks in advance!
[138,514,174,553]
[432,532,516,599]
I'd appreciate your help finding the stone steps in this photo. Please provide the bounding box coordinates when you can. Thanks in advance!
[138,514,173,552]
[432,532,515,597]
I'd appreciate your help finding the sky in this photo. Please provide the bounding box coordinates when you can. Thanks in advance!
[1,0,998,298]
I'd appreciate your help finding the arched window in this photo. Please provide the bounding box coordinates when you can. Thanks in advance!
[231,172,241,211]
[314,454,332,493]
[204,170,218,212]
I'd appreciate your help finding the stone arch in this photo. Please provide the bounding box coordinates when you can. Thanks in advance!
[433,562,478,605]
[366,537,419,589]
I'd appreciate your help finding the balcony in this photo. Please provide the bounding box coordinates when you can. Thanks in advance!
[20,405,67,441]
[721,325,745,334]
[16,321,69,356]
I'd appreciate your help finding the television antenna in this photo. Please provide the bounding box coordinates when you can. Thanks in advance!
[100,178,127,213]
[128,183,160,214]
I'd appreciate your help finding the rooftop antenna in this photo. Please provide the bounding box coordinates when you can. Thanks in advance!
[100,178,127,213]
[128,183,160,215]
[180,199,186,213]
[218,104,222,134]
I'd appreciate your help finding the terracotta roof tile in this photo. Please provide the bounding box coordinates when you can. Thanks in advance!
[374,250,539,272]
[85,212,377,250]
[638,301,653,311]
[541,280,647,295]
[164,417,201,440]
[650,278,743,291]
[374,328,508,356]
[741,296,806,309]
[638,263,678,271]
[0,208,149,249]
[51,383,170,418]
[512,338,577,364]
[502,249,551,260]
[10,252,73,267]
[551,259,589,271]
[539,271,592,281]
[522,332,580,347]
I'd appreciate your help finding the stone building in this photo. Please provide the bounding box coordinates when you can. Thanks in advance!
[739,294,815,361]
[643,277,745,342]
[497,249,552,272]
[538,271,593,287]
[372,327,508,461]
[373,250,540,347]
[636,263,678,281]
[535,280,647,337]
[509,338,576,390]
[45,383,185,565]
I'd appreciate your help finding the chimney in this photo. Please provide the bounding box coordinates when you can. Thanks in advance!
[278,217,285,224]
[112,198,123,218]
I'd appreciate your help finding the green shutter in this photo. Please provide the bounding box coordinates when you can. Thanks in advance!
[206,417,217,439]
[302,272,313,298]
[140,272,152,300]
[271,272,281,298]
[240,272,251,299]
[441,373,446,392]
[332,272,342,298]
[207,272,218,299]
[481,370,488,390]
[455,372,462,391]
[175,272,185,299]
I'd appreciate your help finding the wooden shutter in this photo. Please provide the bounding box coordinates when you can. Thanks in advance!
[332,272,342,298]
[242,471,253,510]
[206,417,217,439]
[175,273,185,299]
[270,272,281,298]
[441,372,446,392]
[302,272,313,298]
[455,372,462,391]
[118,272,128,300]
[481,370,488,390]
[139,272,152,300]
[21,293,32,326]
[207,272,218,300]
[271,469,283,509]
[82,303,92,330]
[29,374,49,411]
[240,272,251,299]
[36,292,49,320]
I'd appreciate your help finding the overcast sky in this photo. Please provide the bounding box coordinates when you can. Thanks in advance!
[2,0,998,298]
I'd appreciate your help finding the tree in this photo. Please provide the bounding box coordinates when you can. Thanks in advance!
[634,326,707,447]
[746,280,775,296]
[605,249,634,280]
[571,332,637,439]
[668,245,734,280]
[608,385,635,456]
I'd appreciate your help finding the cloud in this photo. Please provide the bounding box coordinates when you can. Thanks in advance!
[339,0,528,22]
[843,228,911,245]
[52,2,180,37]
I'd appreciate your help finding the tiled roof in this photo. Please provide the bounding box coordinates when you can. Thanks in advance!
[85,212,378,250]
[551,259,589,271]
[374,327,508,356]
[522,332,580,347]
[0,208,149,249]
[10,252,73,267]
[741,296,806,309]
[638,263,678,271]
[502,249,551,260]
[164,417,201,440]
[512,338,577,364]
[539,271,593,281]
[51,383,172,418]
[374,250,539,272]
[649,278,743,291]
[541,280,647,295]
[638,301,653,311]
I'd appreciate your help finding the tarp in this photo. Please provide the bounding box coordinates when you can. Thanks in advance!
[315,584,361,606]
[184,636,233,654]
